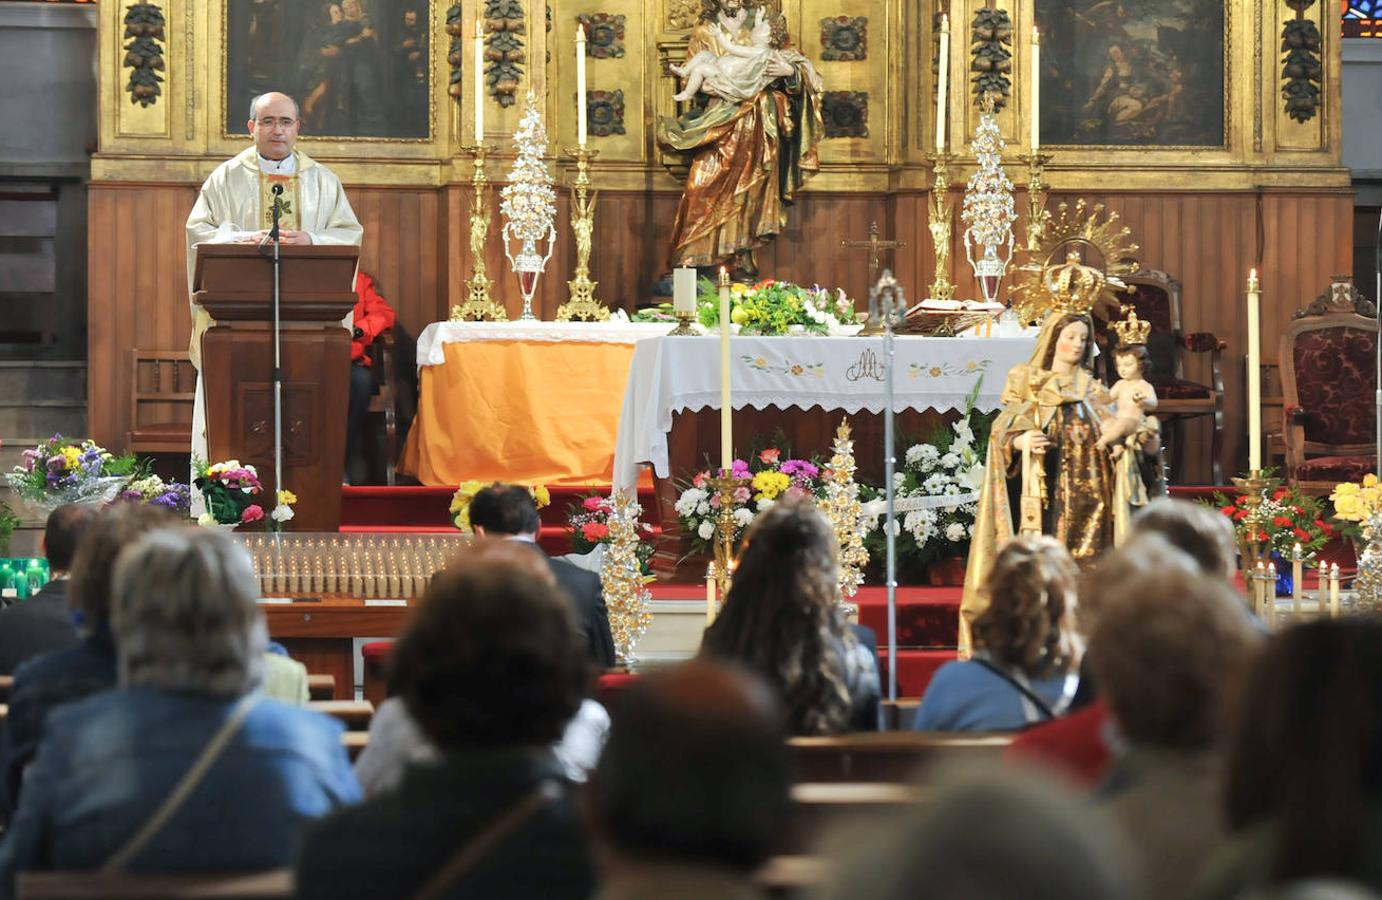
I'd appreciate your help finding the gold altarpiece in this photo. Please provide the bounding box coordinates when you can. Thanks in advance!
[88,0,1352,482]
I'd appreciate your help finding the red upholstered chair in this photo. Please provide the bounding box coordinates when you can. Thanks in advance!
[1099,270,1226,484]
[1279,278,1379,494]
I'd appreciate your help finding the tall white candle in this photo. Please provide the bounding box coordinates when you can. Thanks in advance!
[576,23,588,147]
[1329,563,1341,617]
[719,267,733,472]
[474,13,485,140]
[1030,27,1041,151]
[1248,269,1262,472]
[935,13,950,152]
[673,267,697,314]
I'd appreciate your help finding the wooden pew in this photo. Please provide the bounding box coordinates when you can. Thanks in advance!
[881,699,920,731]
[17,869,292,899]
[789,732,1014,782]
[307,700,374,731]
[305,674,336,701]
[341,730,369,761]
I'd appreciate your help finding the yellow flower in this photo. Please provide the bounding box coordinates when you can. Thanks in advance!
[277,489,298,505]
[751,470,791,501]
[929,366,943,377]
[1366,474,1379,488]
[60,446,81,470]
[1335,493,1362,521]
[731,282,748,295]
[530,485,551,509]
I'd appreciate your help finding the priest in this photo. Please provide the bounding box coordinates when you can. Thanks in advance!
[184,91,363,494]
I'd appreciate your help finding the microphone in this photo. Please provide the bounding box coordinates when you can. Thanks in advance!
[269,183,284,243]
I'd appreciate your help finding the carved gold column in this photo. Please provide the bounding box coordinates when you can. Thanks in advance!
[556,146,609,322]
[450,144,507,322]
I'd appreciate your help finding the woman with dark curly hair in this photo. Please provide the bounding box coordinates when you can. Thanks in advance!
[700,496,880,735]
[916,535,1081,731]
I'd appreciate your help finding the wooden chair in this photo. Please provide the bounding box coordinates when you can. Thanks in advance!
[127,350,195,455]
[1279,277,1379,494]
[788,732,1014,783]
[1098,270,1226,484]
[17,870,292,899]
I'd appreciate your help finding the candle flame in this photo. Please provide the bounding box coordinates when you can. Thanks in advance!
[1250,268,1257,279]
[577,23,585,40]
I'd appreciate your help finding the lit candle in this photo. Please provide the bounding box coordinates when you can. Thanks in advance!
[1252,561,1264,618]
[706,562,716,625]
[673,266,697,315]
[1292,542,1302,615]
[1262,564,1276,629]
[1247,269,1262,472]
[576,23,588,147]
[1030,27,1040,152]
[474,13,485,140]
[935,12,949,152]
[719,267,733,472]
[1329,563,1341,617]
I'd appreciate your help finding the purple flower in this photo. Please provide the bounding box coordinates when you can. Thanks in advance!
[119,490,142,502]
[730,459,751,478]
[780,459,819,479]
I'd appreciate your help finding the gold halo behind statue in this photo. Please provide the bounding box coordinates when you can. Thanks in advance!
[1010,199,1141,325]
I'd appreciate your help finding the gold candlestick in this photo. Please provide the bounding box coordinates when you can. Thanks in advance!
[709,475,749,603]
[450,144,507,322]
[1017,152,1051,252]
[1230,469,1281,588]
[557,147,609,322]
[926,151,957,301]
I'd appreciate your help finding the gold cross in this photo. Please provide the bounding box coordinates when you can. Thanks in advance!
[840,221,906,286]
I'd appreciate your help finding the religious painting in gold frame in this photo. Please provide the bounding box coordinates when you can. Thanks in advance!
[1034,0,1227,148]
[223,0,433,140]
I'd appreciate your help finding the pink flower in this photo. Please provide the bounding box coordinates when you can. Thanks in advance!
[758,448,781,465]
[733,486,751,504]
[692,472,708,489]
[240,504,264,524]
[582,496,605,512]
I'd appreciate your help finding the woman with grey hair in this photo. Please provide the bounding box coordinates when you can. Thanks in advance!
[0,528,359,891]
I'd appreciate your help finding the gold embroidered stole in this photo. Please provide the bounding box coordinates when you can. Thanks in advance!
[257,166,300,231]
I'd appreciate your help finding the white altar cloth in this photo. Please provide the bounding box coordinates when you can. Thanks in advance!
[612,334,1037,491]
[416,321,670,367]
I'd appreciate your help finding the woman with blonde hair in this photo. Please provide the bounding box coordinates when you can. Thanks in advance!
[915,535,1081,731]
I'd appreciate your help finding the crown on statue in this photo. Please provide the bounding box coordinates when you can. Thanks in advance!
[1111,307,1152,345]
[1042,249,1109,317]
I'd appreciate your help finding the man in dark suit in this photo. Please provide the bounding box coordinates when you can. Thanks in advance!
[0,504,95,676]
[469,484,617,669]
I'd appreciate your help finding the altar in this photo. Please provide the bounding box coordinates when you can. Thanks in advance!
[399,322,1034,497]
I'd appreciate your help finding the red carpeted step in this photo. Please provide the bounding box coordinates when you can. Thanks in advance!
[854,586,961,649]
[879,648,956,700]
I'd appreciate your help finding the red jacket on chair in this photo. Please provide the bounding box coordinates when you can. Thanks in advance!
[352,272,397,365]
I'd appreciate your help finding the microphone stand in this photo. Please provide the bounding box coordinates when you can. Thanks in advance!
[268,184,285,526]
[871,270,906,702]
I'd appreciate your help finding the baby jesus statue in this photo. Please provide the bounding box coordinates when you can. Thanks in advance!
[671,15,784,104]
[1106,313,1161,460]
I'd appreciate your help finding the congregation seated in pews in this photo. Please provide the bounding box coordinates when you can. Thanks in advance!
[1,491,1380,900]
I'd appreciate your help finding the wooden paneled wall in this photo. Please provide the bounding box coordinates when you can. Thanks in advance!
[88,180,1353,484]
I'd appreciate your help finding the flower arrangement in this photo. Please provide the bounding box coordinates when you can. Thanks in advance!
[1210,484,1333,556]
[1330,474,1381,543]
[450,480,551,532]
[118,474,192,516]
[568,494,656,572]
[674,443,825,554]
[193,458,264,527]
[7,434,139,514]
[868,410,991,569]
[636,278,860,336]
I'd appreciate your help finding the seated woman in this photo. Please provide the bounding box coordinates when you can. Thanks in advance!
[0,528,359,888]
[700,497,880,735]
[916,536,1081,732]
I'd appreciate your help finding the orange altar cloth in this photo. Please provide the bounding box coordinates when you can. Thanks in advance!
[399,338,646,488]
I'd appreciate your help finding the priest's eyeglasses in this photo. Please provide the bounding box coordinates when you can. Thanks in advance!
[256,117,298,129]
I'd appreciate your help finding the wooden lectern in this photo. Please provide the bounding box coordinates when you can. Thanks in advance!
[193,244,359,532]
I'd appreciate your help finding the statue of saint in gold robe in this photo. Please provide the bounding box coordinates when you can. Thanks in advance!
[656,1,824,276]
[958,312,1160,653]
